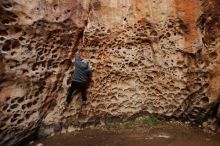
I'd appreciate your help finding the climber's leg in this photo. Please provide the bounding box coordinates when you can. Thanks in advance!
[65,81,77,105]
[81,83,88,102]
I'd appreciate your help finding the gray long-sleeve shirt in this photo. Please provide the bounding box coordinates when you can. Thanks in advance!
[72,53,92,83]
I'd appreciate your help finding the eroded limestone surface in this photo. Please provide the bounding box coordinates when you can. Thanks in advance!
[0,0,220,146]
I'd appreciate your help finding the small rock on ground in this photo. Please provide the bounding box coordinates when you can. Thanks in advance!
[36,143,44,146]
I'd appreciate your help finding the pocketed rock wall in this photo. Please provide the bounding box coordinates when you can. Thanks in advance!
[0,0,220,145]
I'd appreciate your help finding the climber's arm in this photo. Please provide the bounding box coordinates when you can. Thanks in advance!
[75,52,81,67]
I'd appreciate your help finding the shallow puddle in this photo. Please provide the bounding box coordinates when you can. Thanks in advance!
[29,123,220,146]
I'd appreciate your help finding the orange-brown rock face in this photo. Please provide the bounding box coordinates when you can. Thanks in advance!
[0,0,220,145]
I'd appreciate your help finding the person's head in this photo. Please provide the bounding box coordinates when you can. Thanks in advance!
[81,59,88,67]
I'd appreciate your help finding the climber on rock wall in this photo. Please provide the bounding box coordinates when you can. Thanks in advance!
[64,52,92,107]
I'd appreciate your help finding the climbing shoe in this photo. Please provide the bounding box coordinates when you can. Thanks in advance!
[82,100,88,105]
[64,101,69,107]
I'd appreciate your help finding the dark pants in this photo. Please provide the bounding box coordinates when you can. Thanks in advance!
[66,81,88,104]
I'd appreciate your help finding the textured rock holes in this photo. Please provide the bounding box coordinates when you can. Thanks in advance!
[0,1,80,144]
[81,16,212,124]
[81,18,193,118]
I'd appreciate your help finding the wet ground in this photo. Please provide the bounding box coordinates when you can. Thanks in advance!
[29,122,220,146]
